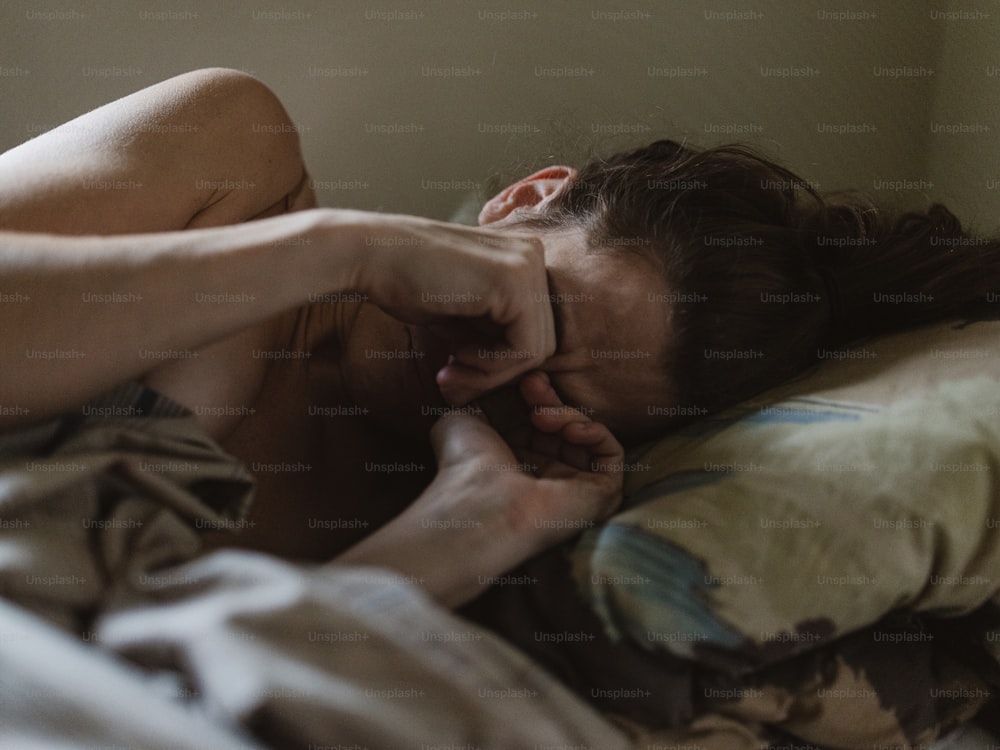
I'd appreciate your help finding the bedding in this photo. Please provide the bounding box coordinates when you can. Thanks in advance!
[0,382,630,749]
[4,320,1000,748]
[465,319,1000,748]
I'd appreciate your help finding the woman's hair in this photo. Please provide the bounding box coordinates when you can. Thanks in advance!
[528,139,1000,429]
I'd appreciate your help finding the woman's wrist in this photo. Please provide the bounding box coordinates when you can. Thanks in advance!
[288,207,369,296]
[330,465,532,609]
[329,515,493,609]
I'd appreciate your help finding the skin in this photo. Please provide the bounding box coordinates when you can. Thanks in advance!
[479,231,676,442]
[476,166,676,440]
[199,215,674,561]
[0,68,671,607]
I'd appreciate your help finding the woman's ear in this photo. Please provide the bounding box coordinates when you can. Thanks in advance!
[478,166,578,226]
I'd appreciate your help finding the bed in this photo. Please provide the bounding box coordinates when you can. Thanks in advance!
[1,319,999,747]
[464,317,1000,748]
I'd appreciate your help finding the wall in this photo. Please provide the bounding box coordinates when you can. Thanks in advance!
[924,0,1000,233]
[0,0,995,229]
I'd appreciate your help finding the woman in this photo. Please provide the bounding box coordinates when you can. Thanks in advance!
[0,68,641,609]
[1,69,993,605]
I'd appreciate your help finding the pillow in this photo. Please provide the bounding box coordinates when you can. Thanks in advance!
[462,320,1000,746]
[569,318,1000,668]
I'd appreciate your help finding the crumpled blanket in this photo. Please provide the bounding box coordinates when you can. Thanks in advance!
[0,382,631,749]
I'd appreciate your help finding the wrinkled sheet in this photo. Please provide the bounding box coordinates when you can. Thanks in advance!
[0,383,631,749]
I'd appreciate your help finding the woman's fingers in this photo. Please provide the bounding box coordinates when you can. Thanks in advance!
[516,371,624,474]
[520,371,590,430]
[437,325,554,405]
[359,216,556,404]
[436,350,533,407]
[563,419,624,464]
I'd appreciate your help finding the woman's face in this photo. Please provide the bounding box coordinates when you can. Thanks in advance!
[350,224,676,444]
[350,163,678,444]
[474,166,678,441]
[513,226,676,441]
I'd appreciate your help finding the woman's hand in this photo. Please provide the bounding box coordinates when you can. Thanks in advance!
[346,212,556,405]
[492,371,624,541]
[332,371,623,608]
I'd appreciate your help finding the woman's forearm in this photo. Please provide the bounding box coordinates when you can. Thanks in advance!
[0,208,365,426]
[1,206,555,427]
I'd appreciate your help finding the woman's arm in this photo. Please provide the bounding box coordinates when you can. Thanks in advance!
[0,208,554,428]
[0,209,345,427]
[334,371,623,609]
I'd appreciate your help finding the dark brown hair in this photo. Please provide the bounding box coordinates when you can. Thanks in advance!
[530,139,1000,434]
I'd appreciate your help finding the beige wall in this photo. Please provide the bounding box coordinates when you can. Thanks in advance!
[1,0,996,230]
[924,0,1000,234]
